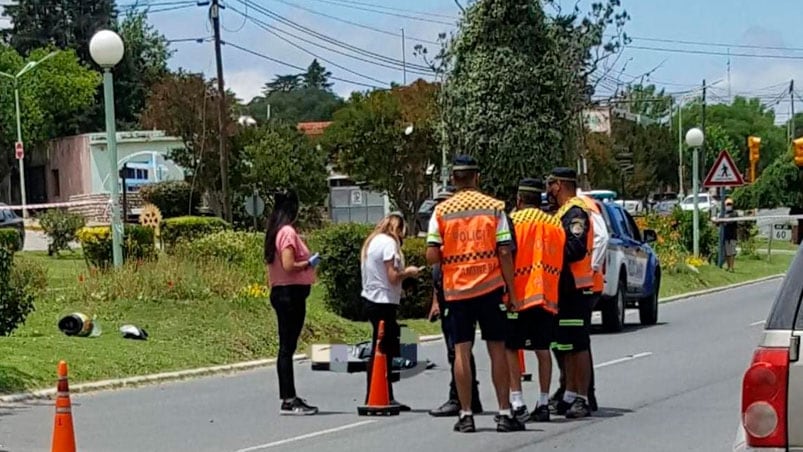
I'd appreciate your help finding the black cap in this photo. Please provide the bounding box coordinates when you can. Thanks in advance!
[452,155,479,172]
[518,178,545,193]
[547,167,577,183]
[435,186,455,201]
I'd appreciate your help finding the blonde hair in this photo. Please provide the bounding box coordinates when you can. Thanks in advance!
[360,213,406,264]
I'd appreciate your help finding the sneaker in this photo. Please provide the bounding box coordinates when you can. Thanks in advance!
[454,414,476,433]
[565,398,591,419]
[588,391,598,412]
[391,400,411,412]
[429,399,460,417]
[512,404,530,423]
[496,414,526,432]
[280,397,318,416]
[529,404,550,423]
[554,399,572,416]
[547,389,565,414]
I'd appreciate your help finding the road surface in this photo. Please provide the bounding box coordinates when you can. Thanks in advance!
[0,280,779,452]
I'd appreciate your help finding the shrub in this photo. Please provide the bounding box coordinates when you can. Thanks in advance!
[0,247,36,336]
[37,209,85,255]
[636,214,686,271]
[316,222,372,320]
[738,224,760,259]
[671,208,718,258]
[161,216,230,250]
[398,237,433,319]
[139,180,200,219]
[0,228,21,252]
[77,225,156,269]
[11,255,48,296]
[175,231,265,279]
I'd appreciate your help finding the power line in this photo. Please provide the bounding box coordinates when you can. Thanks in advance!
[223,40,385,89]
[270,0,440,45]
[167,36,212,43]
[303,0,456,25]
[304,0,458,20]
[229,5,391,85]
[627,35,803,53]
[626,44,803,60]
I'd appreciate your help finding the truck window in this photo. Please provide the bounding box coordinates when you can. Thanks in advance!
[624,210,643,242]
[608,206,631,238]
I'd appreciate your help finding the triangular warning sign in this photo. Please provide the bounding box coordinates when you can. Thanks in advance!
[703,150,745,187]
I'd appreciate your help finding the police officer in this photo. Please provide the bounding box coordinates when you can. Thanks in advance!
[429,186,484,417]
[426,155,523,433]
[504,178,565,423]
[545,168,594,419]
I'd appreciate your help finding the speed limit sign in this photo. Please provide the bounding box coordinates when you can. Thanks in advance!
[773,224,792,241]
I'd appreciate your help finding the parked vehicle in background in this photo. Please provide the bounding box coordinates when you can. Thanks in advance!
[733,243,803,451]
[654,199,679,216]
[614,199,646,216]
[0,204,25,249]
[680,193,718,214]
[416,198,437,237]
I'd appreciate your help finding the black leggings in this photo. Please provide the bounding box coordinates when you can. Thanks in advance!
[363,299,400,403]
[270,284,311,400]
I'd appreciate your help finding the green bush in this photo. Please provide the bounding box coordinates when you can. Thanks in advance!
[175,231,265,279]
[739,224,760,259]
[37,209,85,255]
[0,247,36,336]
[161,216,230,250]
[77,225,157,269]
[671,208,718,258]
[0,228,21,252]
[11,255,48,296]
[398,237,433,319]
[316,223,372,321]
[139,180,200,218]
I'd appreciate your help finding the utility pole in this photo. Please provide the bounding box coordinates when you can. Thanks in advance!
[401,28,407,85]
[677,99,684,197]
[210,0,231,222]
[727,48,732,103]
[791,80,796,141]
[701,79,707,187]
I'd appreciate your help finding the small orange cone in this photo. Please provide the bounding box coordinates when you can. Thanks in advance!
[519,350,532,382]
[357,321,400,416]
[51,360,76,452]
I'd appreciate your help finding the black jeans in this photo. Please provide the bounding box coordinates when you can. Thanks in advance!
[363,299,400,403]
[270,284,311,400]
[439,299,480,402]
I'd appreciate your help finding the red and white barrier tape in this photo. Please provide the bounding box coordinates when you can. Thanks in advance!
[711,214,803,223]
[0,199,108,211]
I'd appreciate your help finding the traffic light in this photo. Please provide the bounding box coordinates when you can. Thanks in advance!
[748,136,761,182]
[794,137,803,167]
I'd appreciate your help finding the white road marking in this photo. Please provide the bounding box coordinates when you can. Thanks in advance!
[594,352,653,369]
[750,320,766,327]
[234,421,376,452]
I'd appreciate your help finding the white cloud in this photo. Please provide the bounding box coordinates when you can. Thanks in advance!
[225,69,267,103]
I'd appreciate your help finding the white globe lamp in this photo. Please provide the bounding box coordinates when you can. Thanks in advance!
[685,127,704,148]
[89,30,125,68]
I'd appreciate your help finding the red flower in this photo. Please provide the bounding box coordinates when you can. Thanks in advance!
[78,274,85,283]
[167,280,175,289]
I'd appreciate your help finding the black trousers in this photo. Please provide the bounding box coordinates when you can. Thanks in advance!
[270,284,312,400]
[439,298,480,402]
[554,293,598,397]
[363,299,401,402]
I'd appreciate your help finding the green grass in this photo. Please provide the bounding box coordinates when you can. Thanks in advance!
[660,254,794,299]
[755,238,800,252]
[1,250,794,395]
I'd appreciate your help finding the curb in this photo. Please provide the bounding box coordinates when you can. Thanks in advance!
[0,275,784,403]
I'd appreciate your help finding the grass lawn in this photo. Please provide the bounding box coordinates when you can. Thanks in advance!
[755,238,800,252]
[1,250,794,394]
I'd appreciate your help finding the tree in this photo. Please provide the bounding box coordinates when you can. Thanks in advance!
[0,45,100,180]
[731,153,803,210]
[246,88,343,125]
[303,59,333,91]
[323,79,439,225]
[264,74,302,93]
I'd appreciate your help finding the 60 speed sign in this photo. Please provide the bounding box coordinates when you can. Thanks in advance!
[772,224,793,241]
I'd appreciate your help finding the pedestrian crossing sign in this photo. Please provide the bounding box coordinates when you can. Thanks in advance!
[703,150,745,187]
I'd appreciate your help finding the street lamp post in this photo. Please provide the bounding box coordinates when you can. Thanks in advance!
[0,51,59,218]
[685,127,704,257]
[89,30,126,268]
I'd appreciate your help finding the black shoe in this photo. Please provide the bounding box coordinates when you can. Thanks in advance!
[554,399,572,416]
[512,405,530,423]
[391,400,411,412]
[429,399,460,417]
[548,389,565,414]
[496,414,526,432]
[529,404,550,422]
[454,414,476,433]
[280,397,318,415]
[565,398,591,419]
[588,392,598,412]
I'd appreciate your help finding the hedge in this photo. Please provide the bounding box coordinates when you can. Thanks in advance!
[0,247,36,336]
[161,216,231,250]
[139,180,200,219]
[76,225,157,269]
[316,223,432,321]
[0,229,21,252]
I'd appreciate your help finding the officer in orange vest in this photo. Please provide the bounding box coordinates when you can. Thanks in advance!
[545,167,595,419]
[504,178,565,424]
[426,155,522,433]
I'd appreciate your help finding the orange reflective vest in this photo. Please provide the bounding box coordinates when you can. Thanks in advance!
[510,208,565,314]
[580,196,605,293]
[435,189,507,302]
[556,197,595,290]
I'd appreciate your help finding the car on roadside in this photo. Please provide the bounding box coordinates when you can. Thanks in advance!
[733,242,803,451]
[0,203,25,250]
[415,198,438,237]
[680,193,719,215]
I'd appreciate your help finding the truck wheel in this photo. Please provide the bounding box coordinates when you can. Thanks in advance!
[639,270,660,326]
[602,274,626,333]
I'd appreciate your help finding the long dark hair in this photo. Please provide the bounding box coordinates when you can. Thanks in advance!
[264,190,300,264]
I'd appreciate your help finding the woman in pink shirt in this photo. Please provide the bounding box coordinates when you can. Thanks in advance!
[264,190,320,416]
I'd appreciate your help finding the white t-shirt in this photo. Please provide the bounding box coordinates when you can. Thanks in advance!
[589,210,610,272]
[361,233,404,305]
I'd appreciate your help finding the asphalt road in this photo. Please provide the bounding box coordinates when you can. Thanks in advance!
[0,280,779,452]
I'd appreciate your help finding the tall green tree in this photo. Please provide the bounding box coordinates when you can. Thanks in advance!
[264,74,302,93]
[246,88,343,125]
[303,59,333,91]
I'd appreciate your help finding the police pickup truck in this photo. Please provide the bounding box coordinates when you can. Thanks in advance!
[586,196,661,332]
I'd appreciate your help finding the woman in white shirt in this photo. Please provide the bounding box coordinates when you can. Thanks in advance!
[360,212,420,411]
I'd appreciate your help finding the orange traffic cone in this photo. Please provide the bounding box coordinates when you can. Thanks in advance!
[51,360,76,452]
[519,350,532,382]
[357,321,400,416]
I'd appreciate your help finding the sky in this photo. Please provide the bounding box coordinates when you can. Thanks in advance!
[4,0,803,122]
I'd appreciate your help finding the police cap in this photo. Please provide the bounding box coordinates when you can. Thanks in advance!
[452,155,479,172]
[518,178,545,193]
[547,167,577,183]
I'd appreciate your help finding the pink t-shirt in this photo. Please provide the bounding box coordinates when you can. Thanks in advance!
[267,225,316,287]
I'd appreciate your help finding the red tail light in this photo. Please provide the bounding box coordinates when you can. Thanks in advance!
[741,347,788,447]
